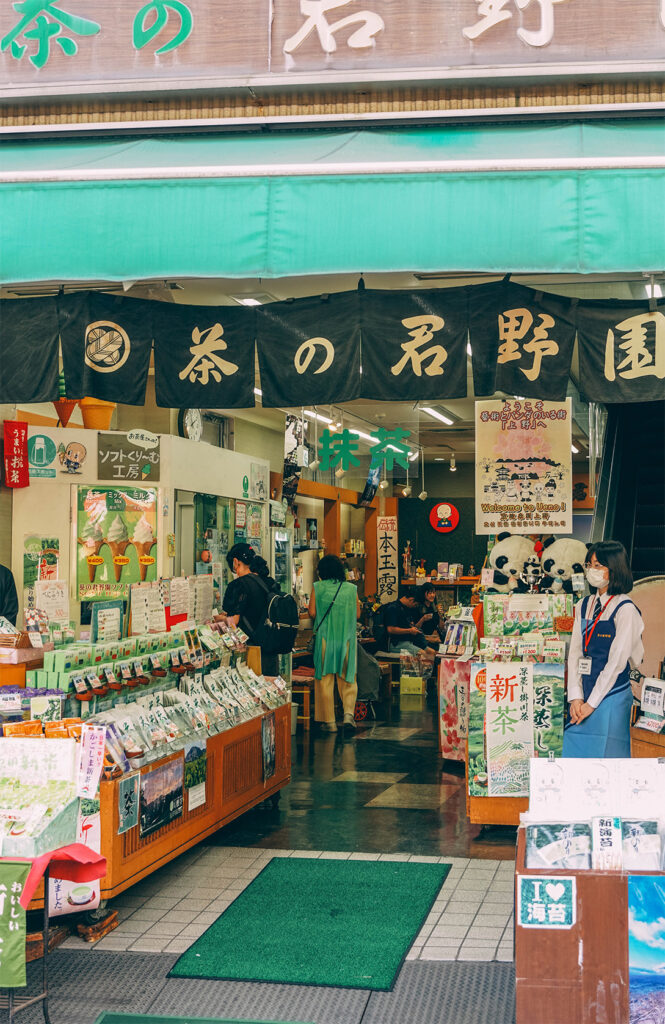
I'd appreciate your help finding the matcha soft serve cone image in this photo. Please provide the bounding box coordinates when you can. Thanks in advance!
[106,514,130,582]
[78,519,104,582]
[132,514,155,581]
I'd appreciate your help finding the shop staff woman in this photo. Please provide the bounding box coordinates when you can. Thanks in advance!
[563,541,643,758]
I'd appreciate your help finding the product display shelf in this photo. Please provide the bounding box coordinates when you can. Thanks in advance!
[514,825,664,1024]
[465,740,527,826]
[630,724,665,758]
[23,704,290,908]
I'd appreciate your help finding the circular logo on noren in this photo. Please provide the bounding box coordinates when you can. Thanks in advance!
[84,321,130,373]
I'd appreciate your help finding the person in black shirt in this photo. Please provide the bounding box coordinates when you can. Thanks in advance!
[0,564,18,627]
[221,543,281,676]
[383,594,437,657]
[415,584,444,640]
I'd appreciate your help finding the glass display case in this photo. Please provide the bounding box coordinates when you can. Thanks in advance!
[271,527,293,595]
[194,494,235,608]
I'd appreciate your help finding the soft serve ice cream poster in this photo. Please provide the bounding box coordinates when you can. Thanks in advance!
[77,486,157,600]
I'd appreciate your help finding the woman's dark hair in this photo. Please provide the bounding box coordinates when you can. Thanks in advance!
[226,543,270,578]
[418,584,436,604]
[317,554,346,583]
[586,540,633,595]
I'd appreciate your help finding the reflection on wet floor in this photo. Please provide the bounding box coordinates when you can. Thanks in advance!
[214,702,516,861]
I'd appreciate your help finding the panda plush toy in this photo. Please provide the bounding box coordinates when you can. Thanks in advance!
[486,533,538,593]
[540,536,588,594]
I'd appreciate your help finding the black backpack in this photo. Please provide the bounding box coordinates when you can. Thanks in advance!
[245,575,299,655]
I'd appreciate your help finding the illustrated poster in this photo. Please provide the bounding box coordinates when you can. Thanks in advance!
[139,758,184,839]
[629,876,665,1022]
[475,398,572,534]
[76,486,157,601]
[485,662,534,796]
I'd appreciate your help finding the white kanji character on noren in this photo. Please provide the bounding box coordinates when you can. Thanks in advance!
[284,0,384,55]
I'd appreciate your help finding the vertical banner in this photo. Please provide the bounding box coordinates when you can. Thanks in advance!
[58,292,154,406]
[117,771,140,834]
[577,300,665,403]
[485,662,534,797]
[77,724,107,799]
[0,861,30,987]
[262,713,276,781]
[3,421,29,488]
[50,799,101,916]
[532,663,565,758]
[376,515,398,604]
[437,658,469,762]
[256,292,361,407]
[361,288,468,400]
[0,297,60,405]
[475,398,572,535]
[468,281,576,401]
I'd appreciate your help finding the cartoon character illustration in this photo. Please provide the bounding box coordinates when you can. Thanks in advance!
[436,503,452,529]
[58,441,87,474]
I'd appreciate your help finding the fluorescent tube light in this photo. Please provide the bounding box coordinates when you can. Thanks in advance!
[421,406,454,426]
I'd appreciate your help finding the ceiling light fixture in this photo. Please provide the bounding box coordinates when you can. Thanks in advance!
[348,427,375,443]
[571,444,579,454]
[450,453,457,472]
[233,296,262,306]
[335,466,346,479]
[421,405,454,426]
[379,477,390,490]
[254,387,263,397]
[418,451,427,501]
[466,342,472,356]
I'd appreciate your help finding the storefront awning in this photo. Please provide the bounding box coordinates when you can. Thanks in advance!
[1,120,665,283]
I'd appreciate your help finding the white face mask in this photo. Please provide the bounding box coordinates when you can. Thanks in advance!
[586,566,609,589]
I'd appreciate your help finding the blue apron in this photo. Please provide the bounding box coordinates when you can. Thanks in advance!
[562,596,636,759]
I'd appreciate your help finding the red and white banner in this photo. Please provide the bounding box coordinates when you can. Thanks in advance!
[3,421,29,488]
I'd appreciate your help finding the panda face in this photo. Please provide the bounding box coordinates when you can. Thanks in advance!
[495,554,519,577]
[540,538,589,582]
[542,557,564,577]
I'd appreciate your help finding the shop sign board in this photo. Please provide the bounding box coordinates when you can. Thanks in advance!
[517,876,576,929]
[0,861,30,988]
[429,502,459,534]
[376,515,398,605]
[97,431,160,483]
[1,1,663,100]
[475,398,573,536]
[27,427,96,480]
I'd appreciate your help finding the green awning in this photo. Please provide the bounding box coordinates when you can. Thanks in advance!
[1,120,665,284]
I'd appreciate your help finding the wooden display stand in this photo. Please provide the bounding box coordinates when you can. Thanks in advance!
[98,703,291,900]
[631,724,665,759]
[465,742,528,826]
[514,826,664,1024]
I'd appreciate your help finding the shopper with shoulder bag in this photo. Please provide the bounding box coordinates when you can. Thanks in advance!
[308,555,361,734]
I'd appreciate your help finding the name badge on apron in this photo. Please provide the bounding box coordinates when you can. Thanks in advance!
[579,658,592,675]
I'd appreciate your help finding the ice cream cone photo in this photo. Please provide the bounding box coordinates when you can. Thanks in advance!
[78,519,105,583]
[131,514,156,581]
[106,514,131,582]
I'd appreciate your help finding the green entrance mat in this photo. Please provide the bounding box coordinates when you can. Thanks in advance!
[169,857,450,991]
[94,1016,311,1024]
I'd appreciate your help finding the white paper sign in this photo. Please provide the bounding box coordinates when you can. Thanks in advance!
[486,662,534,797]
[77,724,107,799]
[377,516,398,605]
[641,678,665,718]
[526,758,665,823]
[34,579,69,626]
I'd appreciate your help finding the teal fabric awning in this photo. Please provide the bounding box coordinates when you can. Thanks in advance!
[1,120,664,283]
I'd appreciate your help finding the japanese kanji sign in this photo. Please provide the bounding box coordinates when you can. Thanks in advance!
[256,292,361,408]
[98,431,160,482]
[3,420,29,488]
[153,301,256,409]
[517,876,576,930]
[484,661,534,796]
[577,300,665,403]
[0,860,30,987]
[58,292,154,406]
[475,398,572,535]
[376,514,398,604]
[1,1,663,100]
[361,288,468,401]
[117,771,139,833]
[469,281,576,401]
[0,296,60,405]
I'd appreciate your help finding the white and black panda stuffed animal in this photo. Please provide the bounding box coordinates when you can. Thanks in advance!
[540,536,588,594]
[486,533,537,593]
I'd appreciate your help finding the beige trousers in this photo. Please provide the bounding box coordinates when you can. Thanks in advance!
[314,673,358,723]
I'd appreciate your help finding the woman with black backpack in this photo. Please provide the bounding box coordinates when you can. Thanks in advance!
[221,543,283,676]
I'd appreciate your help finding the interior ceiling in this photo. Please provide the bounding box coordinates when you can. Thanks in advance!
[3,268,639,463]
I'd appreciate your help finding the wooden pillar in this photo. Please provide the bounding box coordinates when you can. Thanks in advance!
[324,497,341,558]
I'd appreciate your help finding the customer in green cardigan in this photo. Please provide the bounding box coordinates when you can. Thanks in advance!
[308,555,361,734]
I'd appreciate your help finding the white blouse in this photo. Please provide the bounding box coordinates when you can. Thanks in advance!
[567,594,644,708]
